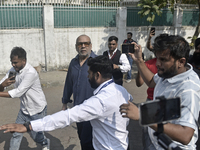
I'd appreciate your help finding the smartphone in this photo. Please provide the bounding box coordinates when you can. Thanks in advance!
[139,97,181,126]
[150,27,155,35]
[8,71,16,80]
[122,44,135,54]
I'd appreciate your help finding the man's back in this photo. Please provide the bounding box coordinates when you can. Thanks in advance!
[90,81,131,149]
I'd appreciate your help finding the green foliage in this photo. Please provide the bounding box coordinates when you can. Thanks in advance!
[187,36,198,48]
[137,0,168,24]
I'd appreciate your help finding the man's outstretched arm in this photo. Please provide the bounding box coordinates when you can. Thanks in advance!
[0,97,103,133]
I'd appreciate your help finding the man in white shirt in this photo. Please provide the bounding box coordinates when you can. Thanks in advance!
[0,47,49,150]
[103,36,130,85]
[0,55,133,150]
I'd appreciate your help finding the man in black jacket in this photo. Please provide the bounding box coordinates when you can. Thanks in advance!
[103,36,130,85]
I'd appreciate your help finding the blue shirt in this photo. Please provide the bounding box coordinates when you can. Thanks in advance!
[62,51,96,106]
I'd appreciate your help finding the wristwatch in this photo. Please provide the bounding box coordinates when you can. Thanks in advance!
[23,122,31,132]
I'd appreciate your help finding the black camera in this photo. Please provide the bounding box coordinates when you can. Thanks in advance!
[121,44,135,54]
[139,97,181,126]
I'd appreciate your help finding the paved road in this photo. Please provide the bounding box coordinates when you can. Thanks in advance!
[0,78,148,150]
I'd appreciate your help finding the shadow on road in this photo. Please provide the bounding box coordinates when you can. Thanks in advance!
[0,131,77,150]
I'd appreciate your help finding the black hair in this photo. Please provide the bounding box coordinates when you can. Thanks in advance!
[108,36,118,43]
[154,34,190,65]
[10,47,27,60]
[127,32,132,36]
[195,38,200,49]
[87,55,113,79]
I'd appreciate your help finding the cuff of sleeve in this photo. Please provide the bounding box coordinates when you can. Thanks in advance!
[8,90,14,98]
[30,119,44,132]
[62,98,72,104]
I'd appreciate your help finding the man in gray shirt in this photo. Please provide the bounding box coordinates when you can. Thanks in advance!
[120,34,200,150]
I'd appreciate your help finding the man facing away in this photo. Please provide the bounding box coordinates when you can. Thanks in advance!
[0,47,49,150]
[0,55,133,150]
[62,34,96,150]
[120,34,200,150]
[103,36,130,86]
[123,32,137,83]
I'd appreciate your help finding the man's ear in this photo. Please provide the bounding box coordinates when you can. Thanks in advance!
[178,58,186,68]
[95,72,101,80]
[22,58,26,66]
[96,72,100,77]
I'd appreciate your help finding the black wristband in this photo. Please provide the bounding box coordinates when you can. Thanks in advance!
[23,122,31,132]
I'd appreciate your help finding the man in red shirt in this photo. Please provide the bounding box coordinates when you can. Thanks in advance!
[136,58,157,100]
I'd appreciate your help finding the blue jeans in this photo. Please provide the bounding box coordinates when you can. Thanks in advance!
[9,107,48,150]
[127,55,133,80]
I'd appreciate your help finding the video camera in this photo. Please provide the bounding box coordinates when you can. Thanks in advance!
[139,96,182,150]
[139,96,181,126]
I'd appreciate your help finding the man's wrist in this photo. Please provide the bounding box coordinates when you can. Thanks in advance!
[0,84,5,89]
[23,122,31,132]
[148,36,152,40]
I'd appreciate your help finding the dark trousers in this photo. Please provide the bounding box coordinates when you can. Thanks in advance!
[76,121,94,150]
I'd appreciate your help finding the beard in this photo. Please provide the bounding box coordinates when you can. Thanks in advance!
[193,52,200,65]
[88,75,99,89]
[157,62,177,79]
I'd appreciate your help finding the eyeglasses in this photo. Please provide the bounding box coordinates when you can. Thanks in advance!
[77,42,91,48]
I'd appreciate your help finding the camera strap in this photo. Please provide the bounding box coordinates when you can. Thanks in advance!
[157,123,164,134]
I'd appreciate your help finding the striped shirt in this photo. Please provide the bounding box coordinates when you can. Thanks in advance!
[148,63,200,150]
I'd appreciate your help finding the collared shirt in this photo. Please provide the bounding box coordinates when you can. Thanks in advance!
[0,63,47,116]
[148,64,200,150]
[31,79,133,150]
[123,38,137,44]
[62,51,96,106]
[107,48,130,73]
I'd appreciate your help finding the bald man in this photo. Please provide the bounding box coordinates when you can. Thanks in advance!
[61,35,96,150]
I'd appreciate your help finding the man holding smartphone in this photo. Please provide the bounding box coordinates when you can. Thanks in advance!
[103,36,130,85]
[147,27,155,52]
[120,34,200,150]
[0,47,49,150]
[123,32,137,83]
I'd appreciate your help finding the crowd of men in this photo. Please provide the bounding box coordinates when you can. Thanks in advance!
[0,32,200,150]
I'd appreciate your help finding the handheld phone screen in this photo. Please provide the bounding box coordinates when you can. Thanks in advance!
[8,71,16,80]
[122,44,135,54]
[139,97,181,126]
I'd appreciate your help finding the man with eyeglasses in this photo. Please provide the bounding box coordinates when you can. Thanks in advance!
[103,36,130,85]
[61,35,96,150]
